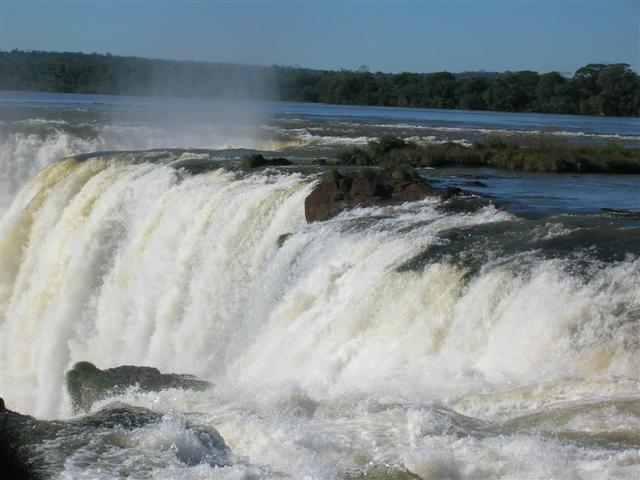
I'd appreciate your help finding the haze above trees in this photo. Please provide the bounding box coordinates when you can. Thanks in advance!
[1,50,638,116]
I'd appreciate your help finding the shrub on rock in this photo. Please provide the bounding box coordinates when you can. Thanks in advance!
[240,154,292,169]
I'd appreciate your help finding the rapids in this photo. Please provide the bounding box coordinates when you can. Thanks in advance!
[1,92,639,479]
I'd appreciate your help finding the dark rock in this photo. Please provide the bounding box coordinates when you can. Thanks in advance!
[305,171,470,222]
[66,361,211,413]
[337,175,354,193]
[0,400,231,474]
[464,180,488,187]
[0,417,44,480]
[0,399,55,479]
[439,186,465,201]
[601,208,640,217]
[277,232,292,247]
[240,154,292,169]
[391,180,436,202]
[304,173,348,222]
[350,176,391,199]
[266,156,293,166]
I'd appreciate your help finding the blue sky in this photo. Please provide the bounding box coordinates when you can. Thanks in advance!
[1,1,638,74]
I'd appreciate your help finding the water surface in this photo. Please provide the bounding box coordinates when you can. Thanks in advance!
[1,91,639,480]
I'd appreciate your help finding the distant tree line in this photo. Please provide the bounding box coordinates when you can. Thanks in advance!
[274,63,639,116]
[0,50,272,100]
[1,50,639,117]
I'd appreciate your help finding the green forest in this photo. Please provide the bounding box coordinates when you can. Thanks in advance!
[1,50,639,117]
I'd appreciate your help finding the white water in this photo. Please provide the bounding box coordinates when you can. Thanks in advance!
[1,152,639,479]
[0,119,273,211]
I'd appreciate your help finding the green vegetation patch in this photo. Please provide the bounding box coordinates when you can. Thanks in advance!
[335,135,640,174]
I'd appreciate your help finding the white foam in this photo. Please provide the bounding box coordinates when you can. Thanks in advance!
[294,131,376,146]
[377,123,640,141]
[1,157,638,478]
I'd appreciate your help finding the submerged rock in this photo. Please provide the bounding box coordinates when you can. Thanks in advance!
[344,465,424,480]
[277,232,292,247]
[312,158,333,166]
[66,361,211,413]
[0,398,231,476]
[464,180,488,188]
[601,207,640,217]
[304,170,469,222]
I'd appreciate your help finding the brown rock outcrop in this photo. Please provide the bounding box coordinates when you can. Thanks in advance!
[305,171,468,222]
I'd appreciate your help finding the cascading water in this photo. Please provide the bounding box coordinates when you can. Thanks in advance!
[2,149,639,479]
[1,92,639,479]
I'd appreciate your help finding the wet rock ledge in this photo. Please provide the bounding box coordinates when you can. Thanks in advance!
[0,396,231,478]
[1,363,224,478]
[304,169,468,222]
[66,361,211,413]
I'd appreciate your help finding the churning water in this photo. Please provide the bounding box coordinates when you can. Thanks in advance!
[1,92,639,479]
